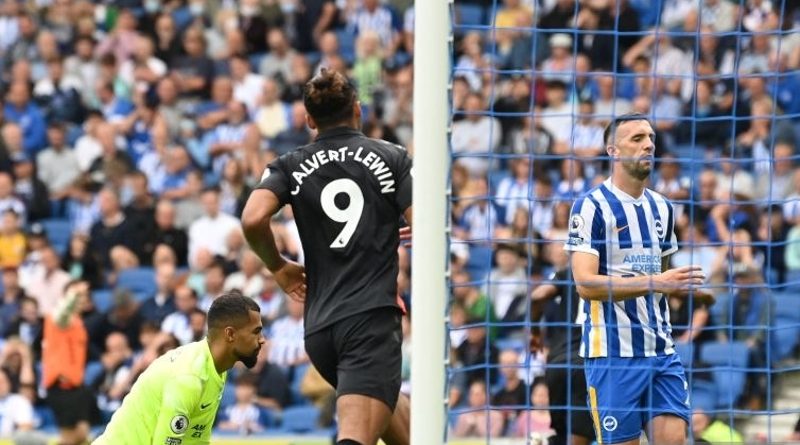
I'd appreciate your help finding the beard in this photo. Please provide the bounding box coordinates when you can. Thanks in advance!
[622,158,652,181]
[237,347,260,369]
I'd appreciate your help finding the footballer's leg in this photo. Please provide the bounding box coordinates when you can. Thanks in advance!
[647,354,690,445]
[337,394,393,444]
[381,392,410,445]
[334,308,403,445]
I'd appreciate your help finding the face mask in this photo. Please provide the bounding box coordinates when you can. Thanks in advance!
[120,184,134,207]
[280,2,296,14]
[189,3,205,16]
[240,5,258,17]
[144,0,159,13]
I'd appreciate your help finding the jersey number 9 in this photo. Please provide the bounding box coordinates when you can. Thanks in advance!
[321,178,364,249]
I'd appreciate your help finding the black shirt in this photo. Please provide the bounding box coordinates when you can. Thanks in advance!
[542,269,583,364]
[258,126,412,335]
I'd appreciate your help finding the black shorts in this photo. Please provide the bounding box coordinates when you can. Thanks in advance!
[47,385,95,428]
[304,306,403,411]
[545,362,596,444]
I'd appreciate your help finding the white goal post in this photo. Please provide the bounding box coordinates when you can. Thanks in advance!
[410,0,450,444]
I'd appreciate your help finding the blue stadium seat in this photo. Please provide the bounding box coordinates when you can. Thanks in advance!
[290,363,311,405]
[93,290,114,313]
[84,360,104,386]
[690,380,718,412]
[770,292,800,360]
[116,267,157,299]
[258,407,278,428]
[700,341,749,408]
[454,4,485,26]
[673,342,694,369]
[280,405,320,433]
[465,245,494,282]
[34,406,57,430]
[39,218,72,255]
[336,29,356,64]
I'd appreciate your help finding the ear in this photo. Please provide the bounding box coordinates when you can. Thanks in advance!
[606,144,617,158]
[305,113,317,130]
[224,326,236,343]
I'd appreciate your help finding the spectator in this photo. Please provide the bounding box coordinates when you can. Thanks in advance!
[453,32,491,92]
[88,122,135,182]
[188,186,240,267]
[251,345,292,413]
[93,332,134,415]
[151,13,182,65]
[224,250,266,300]
[219,159,251,219]
[172,26,215,103]
[455,178,501,243]
[62,233,102,289]
[160,285,199,345]
[204,100,260,178]
[456,320,499,388]
[3,297,42,360]
[0,367,34,436]
[496,158,534,226]
[88,187,141,273]
[24,246,71,317]
[266,296,307,369]
[511,380,554,439]
[452,380,504,438]
[352,31,384,107]
[33,57,85,127]
[756,142,795,202]
[73,111,104,172]
[42,281,94,445]
[138,262,177,325]
[230,55,265,114]
[173,170,206,230]
[95,289,144,354]
[218,373,264,434]
[300,365,336,426]
[0,268,24,334]
[292,0,337,53]
[36,123,81,208]
[259,28,297,82]
[349,0,402,55]
[152,200,188,267]
[488,245,527,324]
[492,349,527,424]
[542,34,575,83]
[196,77,234,132]
[715,264,771,408]
[254,78,289,140]
[0,338,35,395]
[593,74,633,125]
[198,259,227,312]
[3,81,47,157]
[540,80,574,147]
[0,210,25,268]
[64,36,101,106]
[270,101,313,156]
[12,154,50,222]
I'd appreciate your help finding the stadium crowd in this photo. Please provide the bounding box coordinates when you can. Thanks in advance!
[0,0,796,443]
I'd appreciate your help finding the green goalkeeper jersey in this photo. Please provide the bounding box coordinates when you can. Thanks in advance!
[94,340,227,445]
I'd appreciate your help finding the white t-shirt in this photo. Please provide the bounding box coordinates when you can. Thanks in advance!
[0,394,34,436]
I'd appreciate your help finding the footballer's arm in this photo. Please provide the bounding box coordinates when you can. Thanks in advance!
[571,251,705,302]
[152,375,203,445]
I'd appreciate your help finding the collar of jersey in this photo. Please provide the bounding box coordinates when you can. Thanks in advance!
[315,126,363,141]
[604,178,645,203]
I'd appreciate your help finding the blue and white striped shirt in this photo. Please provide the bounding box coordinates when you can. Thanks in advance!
[564,179,679,358]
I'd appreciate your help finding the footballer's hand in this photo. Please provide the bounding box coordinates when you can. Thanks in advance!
[275,260,307,302]
[399,226,412,246]
[657,265,706,294]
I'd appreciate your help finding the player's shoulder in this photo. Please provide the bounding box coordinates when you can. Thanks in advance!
[571,185,605,211]
[365,137,409,157]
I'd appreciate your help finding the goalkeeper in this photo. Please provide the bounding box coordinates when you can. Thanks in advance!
[93,291,263,445]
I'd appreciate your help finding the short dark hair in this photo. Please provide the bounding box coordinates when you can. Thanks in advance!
[303,68,357,128]
[603,113,652,146]
[207,290,260,331]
